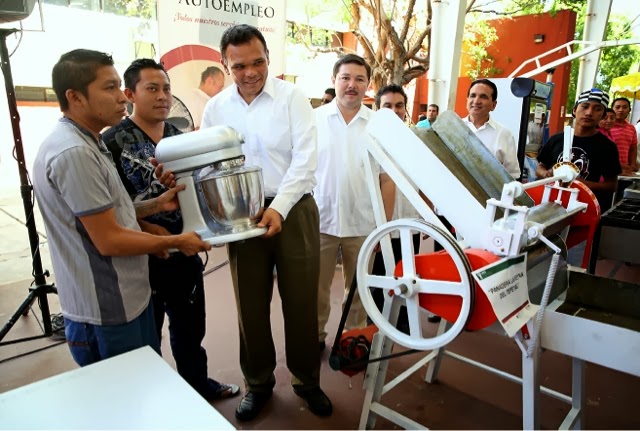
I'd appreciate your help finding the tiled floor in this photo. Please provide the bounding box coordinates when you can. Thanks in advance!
[1,246,640,429]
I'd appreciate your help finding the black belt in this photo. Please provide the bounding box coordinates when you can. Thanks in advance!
[264,193,312,208]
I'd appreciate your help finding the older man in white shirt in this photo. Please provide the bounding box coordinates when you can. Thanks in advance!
[201,24,331,422]
[314,54,395,351]
[463,79,521,179]
[184,65,225,129]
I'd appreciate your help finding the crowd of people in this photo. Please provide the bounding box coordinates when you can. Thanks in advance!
[31,21,637,426]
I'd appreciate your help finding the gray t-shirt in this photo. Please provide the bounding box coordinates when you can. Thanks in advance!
[33,119,151,325]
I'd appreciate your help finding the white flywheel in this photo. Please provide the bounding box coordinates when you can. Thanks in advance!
[357,219,475,351]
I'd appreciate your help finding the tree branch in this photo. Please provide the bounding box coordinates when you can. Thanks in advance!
[405,24,431,60]
[402,64,429,86]
[466,0,478,14]
[399,0,416,43]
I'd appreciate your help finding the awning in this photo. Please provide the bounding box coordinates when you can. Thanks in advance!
[610,72,640,99]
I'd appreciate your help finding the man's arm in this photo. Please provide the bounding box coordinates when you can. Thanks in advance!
[138,220,171,259]
[578,175,618,193]
[149,157,176,188]
[629,144,638,171]
[380,173,396,221]
[79,207,210,257]
[535,134,560,179]
[133,184,184,218]
[536,162,554,179]
[48,147,209,257]
[501,130,521,179]
[268,86,318,220]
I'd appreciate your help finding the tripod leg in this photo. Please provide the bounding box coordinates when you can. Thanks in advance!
[0,289,38,342]
[0,284,59,344]
[38,288,53,335]
[22,296,36,316]
[0,29,57,346]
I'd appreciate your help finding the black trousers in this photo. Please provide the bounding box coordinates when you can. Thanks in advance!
[149,253,216,395]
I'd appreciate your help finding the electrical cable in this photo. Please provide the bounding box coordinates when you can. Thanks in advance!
[203,260,229,277]
[526,236,561,357]
[202,251,209,270]
[7,22,23,58]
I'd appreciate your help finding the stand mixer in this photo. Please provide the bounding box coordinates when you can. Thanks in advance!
[155,125,267,245]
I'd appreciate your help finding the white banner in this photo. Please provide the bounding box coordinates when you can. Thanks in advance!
[157,0,287,127]
[472,254,538,338]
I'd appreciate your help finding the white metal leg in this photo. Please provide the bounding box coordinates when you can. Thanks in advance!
[369,403,428,430]
[359,332,395,430]
[425,319,449,383]
[522,347,541,430]
[560,358,585,430]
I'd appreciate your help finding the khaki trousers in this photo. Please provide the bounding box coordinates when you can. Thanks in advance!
[227,195,320,392]
[317,234,370,342]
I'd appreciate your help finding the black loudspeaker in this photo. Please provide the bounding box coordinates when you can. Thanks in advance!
[0,0,36,23]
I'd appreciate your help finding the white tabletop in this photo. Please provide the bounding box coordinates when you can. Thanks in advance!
[619,172,640,181]
[0,346,235,430]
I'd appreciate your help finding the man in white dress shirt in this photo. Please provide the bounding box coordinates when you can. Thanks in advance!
[200,24,331,421]
[314,54,395,351]
[184,66,225,129]
[463,79,521,179]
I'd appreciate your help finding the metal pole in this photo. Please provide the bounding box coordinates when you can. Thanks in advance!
[0,28,55,343]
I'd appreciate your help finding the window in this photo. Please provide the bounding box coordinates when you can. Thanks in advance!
[69,0,100,11]
[43,0,69,6]
[16,86,58,103]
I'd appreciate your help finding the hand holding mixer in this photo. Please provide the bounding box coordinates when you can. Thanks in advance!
[155,125,267,246]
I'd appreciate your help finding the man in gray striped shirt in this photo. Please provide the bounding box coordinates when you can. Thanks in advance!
[32,49,211,366]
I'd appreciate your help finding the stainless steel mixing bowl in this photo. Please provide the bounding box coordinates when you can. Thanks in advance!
[196,165,264,231]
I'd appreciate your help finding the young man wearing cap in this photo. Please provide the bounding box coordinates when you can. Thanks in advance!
[536,88,621,213]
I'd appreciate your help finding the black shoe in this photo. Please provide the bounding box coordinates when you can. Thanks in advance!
[428,314,441,323]
[235,391,272,421]
[293,387,333,417]
[319,341,326,353]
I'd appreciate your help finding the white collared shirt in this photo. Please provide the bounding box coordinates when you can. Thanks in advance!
[314,101,381,237]
[183,88,210,129]
[201,77,317,219]
[463,115,521,178]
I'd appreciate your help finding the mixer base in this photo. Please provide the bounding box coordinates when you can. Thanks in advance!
[204,226,268,246]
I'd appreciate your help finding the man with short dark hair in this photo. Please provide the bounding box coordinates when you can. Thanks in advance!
[610,97,639,175]
[537,88,621,213]
[32,49,210,367]
[464,78,520,178]
[321,87,335,105]
[375,84,408,121]
[185,65,225,129]
[200,24,332,421]
[102,58,239,402]
[416,104,439,128]
[314,55,396,351]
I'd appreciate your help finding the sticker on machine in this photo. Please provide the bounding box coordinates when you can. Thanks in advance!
[472,253,539,337]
